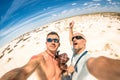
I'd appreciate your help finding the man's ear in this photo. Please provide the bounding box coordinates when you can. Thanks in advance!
[58,43,60,47]
[83,39,86,46]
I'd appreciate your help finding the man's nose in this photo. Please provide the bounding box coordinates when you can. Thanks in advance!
[51,40,55,43]
[73,38,77,41]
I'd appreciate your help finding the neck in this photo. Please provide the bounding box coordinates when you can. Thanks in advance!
[76,47,85,54]
[46,50,56,58]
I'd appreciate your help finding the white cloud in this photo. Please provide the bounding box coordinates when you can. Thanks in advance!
[0,6,60,39]
[61,10,68,14]
[83,3,88,6]
[93,0,102,1]
[0,27,18,37]
[83,2,94,6]
[107,0,120,5]
[1,0,28,23]
[72,3,77,6]
[51,14,57,17]
[96,3,101,6]
[107,0,112,2]
[83,2,101,8]
[1,0,120,47]
[1,1,119,38]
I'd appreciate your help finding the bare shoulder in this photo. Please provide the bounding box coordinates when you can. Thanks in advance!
[30,52,45,62]
[23,52,45,68]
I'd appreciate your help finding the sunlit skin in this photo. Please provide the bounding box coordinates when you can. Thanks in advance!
[69,21,120,80]
[72,32,86,54]
[0,33,62,80]
[46,35,60,54]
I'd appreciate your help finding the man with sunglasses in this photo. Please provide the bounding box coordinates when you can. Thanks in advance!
[69,21,120,80]
[0,32,66,80]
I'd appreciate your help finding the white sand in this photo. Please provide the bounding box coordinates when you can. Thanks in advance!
[0,12,120,80]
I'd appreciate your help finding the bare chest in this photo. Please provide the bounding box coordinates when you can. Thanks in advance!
[37,56,61,80]
[45,57,61,75]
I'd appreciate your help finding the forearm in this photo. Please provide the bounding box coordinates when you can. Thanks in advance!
[0,65,37,80]
[87,56,120,80]
[0,68,27,80]
[69,27,73,45]
[69,21,74,45]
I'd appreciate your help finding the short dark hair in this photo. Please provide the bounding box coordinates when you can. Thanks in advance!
[47,31,60,39]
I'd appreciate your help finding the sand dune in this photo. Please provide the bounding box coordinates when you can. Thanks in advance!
[0,12,120,80]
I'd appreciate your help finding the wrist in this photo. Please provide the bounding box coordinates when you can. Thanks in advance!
[67,71,71,76]
[69,27,73,29]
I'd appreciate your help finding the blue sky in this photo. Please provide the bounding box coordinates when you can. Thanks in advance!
[0,0,120,48]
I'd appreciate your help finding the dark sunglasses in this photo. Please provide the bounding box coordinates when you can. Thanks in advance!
[72,36,84,41]
[47,38,59,43]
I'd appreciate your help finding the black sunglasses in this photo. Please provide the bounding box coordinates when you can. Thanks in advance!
[47,38,59,43]
[72,36,84,41]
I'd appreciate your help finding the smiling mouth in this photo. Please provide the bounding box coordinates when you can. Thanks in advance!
[51,46,56,48]
[50,45,56,48]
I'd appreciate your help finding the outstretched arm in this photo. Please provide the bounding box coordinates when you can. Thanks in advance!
[0,68,26,80]
[69,21,74,46]
[87,56,120,80]
[0,55,40,80]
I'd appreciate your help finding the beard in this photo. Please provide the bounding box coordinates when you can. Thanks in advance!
[74,47,82,54]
